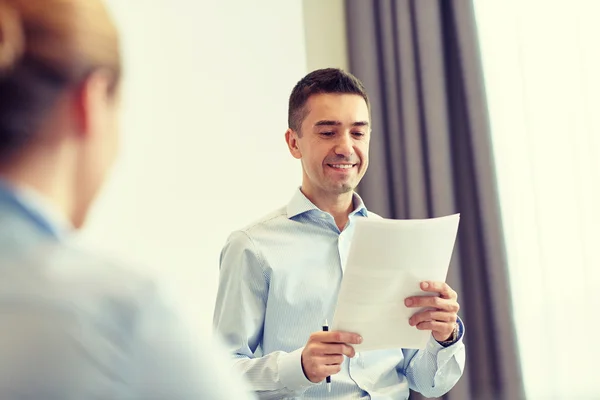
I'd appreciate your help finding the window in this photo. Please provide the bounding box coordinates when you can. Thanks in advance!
[474,0,600,398]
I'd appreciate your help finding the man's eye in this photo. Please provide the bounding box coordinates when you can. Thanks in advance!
[320,132,335,136]
[353,132,365,136]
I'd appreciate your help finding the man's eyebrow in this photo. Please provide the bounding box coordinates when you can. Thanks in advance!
[314,120,370,127]
[314,120,341,127]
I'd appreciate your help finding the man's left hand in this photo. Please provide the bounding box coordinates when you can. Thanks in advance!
[404,281,460,342]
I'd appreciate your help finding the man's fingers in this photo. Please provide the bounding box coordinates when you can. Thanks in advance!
[326,331,363,345]
[408,310,457,326]
[320,364,343,377]
[319,355,345,365]
[415,320,449,332]
[311,330,363,345]
[420,281,457,300]
[307,341,356,358]
[404,296,460,312]
[303,331,358,383]
[322,343,356,358]
[303,361,343,383]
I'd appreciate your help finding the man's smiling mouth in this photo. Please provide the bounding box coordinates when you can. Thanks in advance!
[327,163,358,170]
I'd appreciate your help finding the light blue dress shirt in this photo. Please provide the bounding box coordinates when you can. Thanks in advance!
[214,188,465,399]
[0,180,256,400]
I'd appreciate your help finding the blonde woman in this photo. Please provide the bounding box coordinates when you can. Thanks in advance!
[0,1,254,398]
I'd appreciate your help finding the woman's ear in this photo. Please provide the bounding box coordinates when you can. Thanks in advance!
[71,69,116,139]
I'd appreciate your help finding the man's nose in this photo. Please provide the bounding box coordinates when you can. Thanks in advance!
[334,134,354,157]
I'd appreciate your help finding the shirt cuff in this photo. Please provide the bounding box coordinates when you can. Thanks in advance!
[428,317,466,353]
[433,317,466,375]
[277,347,320,394]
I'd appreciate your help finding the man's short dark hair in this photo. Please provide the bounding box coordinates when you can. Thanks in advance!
[287,68,370,134]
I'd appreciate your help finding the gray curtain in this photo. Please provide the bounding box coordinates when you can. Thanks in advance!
[345,1,525,399]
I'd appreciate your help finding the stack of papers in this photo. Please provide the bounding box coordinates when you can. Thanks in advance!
[331,214,460,351]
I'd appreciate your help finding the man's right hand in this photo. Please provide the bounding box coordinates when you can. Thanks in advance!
[301,331,363,383]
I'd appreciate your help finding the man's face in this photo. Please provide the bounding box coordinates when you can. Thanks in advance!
[286,93,370,197]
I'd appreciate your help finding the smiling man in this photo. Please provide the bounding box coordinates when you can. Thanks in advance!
[213,68,466,399]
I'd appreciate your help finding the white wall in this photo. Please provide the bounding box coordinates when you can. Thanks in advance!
[79,0,306,334]
[302,0,349,72]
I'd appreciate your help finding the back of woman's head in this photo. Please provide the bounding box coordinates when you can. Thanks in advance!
[0,0,121,160]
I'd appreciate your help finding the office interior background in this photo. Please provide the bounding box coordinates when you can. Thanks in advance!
[78,1,599,399]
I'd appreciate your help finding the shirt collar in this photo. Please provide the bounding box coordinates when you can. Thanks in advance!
[286,187,369,219]
[0,179,73,239]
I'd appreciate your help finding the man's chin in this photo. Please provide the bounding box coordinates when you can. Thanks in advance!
[329,183,355,195]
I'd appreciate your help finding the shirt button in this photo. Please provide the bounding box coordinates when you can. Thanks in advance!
[321,213,327,219]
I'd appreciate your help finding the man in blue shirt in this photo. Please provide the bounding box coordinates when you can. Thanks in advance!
[213,68,466,399]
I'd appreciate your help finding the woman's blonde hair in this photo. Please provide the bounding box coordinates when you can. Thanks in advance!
[0,0,121,157]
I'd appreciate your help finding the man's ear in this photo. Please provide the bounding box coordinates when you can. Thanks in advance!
[285,128,302,159]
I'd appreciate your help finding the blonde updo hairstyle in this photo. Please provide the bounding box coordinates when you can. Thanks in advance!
[0,0,121,159]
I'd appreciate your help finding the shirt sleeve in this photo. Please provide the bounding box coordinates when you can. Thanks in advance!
[213,231,319,399]
[398,317,466,397]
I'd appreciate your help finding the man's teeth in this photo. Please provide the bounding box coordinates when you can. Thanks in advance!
[331,164,354,169]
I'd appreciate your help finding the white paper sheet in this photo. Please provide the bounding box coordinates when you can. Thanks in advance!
[331,214,460,351]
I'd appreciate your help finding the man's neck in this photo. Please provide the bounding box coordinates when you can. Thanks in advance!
[300,186,355,231]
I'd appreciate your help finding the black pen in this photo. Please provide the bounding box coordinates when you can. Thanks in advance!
[323,319,331,393]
